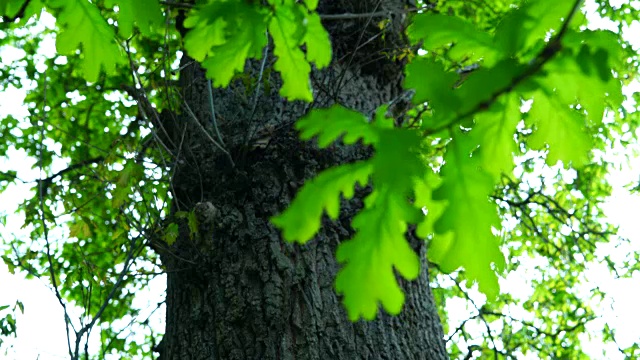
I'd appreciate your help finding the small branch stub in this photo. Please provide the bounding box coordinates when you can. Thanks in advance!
[194,202,219,251]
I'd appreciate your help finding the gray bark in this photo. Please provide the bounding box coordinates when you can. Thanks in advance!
[156,1,448,359]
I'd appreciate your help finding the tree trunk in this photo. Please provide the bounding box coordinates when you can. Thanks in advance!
[156,1,448,359]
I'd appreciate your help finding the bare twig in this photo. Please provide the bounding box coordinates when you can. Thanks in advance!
[180,97,236,167]
[206,79,226,147]
[38,69,76,360]
[74,235,146,355]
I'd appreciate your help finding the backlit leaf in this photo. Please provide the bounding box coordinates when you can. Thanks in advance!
[272,161,373,243]
[183,0,269,87]
[409,14,498,63]
[296,105,378,147]
[269,4,312,101]
[105,0,163,38]
[431,132,505,298]
[49,0,125,82]
[527,90,592,168]
[494,0,573,55]
[335,126,427,320]
[469,94,521,181]
[303,11,332,68]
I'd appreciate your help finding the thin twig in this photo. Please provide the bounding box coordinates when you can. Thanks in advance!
[38,69,76,360]
[179,95,236,167]
[37,157,104,197]
[74,235,146,353]
[244,31,271,147]
[206,79,226,146]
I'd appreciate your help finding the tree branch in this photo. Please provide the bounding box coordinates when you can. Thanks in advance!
[37,157,104,197]
[157,1,435,20]
[0,0,31,23]
[423,0,584,136]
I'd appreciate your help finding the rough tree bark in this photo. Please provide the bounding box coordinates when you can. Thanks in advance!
[155,1,448,359]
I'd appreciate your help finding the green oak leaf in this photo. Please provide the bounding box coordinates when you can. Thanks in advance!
[49,0,125,82]
[336,127,427,320]
[187,211,198,240]
[271,161,372,243]
[527,90,592,168]
[494,0,573,56]
[183,0,269,87]
[371,127,428,193]
[277,107,429,320]
[469,94,521,181]
[336,188,421,320]
[540,30,624,125]
[269,4,313,101]
[404,58,459,109]
[408,14,498,64]
[303,11,332,68]
[104,0,163,38]
[163,222,179,246]
[303,0,318,11]
[414,170,447,239]
[455,59,524,114]
[19,0,44,22]
[112,162,142,208]
[69,220,92,238]
[431,132,505,298]
[295,105,379,146]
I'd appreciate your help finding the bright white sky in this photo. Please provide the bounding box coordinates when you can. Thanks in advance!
[1,2,640,359]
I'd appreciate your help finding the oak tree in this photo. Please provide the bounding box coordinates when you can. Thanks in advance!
[0,0,638,359]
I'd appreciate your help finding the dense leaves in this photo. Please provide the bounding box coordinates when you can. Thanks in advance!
[275,0,626,319]
[183,0,331,100]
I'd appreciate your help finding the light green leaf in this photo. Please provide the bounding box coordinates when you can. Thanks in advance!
[183,0,269,87]
[494,0,573,55]
[104,0,163,38]
[455,59,524,114]
[0,0,43,23]
[296,105,378,147]
[303,11,332,68]
[414,170,446,239]
[2,256,16,274]
[408,14,499,63]
[431,132,505,298]
[303,0,318,11]
[335,125,427,320]
[540,30,624,125]
[20,0,44,21]
[271,161,373,243]
[49,0,125,82]
[269,4,313,101]
[69,220,91,238]
[336,188,420,321]
[112,162,142,208]
[527,90,592,168]
[404,58,460,109]
[162,223,179,246]
[469,94,521,181]
[188,211,198,240]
